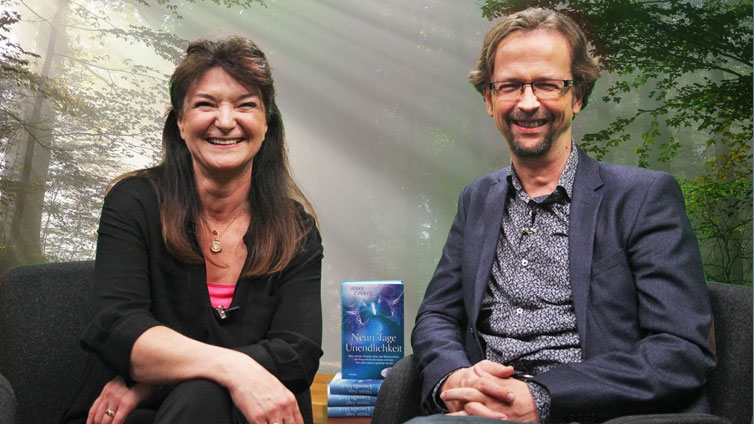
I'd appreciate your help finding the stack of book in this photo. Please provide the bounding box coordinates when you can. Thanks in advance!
[328,280,404,422]
[326,370,382,418]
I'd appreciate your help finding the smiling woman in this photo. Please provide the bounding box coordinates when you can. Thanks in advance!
[177,67,268,180]
[61,37,323,424]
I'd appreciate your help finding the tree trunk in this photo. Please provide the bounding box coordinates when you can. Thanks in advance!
[1,0,69,269]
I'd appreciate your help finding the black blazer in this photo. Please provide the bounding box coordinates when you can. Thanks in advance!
[64,176,323,421]
[412,148,715,422]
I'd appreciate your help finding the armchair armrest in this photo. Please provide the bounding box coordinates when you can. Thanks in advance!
[373,354,423,424]
[0,372,19,424]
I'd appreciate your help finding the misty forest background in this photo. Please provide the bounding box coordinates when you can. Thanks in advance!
[1,0,751,369]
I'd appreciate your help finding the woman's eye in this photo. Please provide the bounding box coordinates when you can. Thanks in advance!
[194,101,213,108]
[239,102,258,110]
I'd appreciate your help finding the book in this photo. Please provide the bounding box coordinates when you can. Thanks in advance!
[328,370,382,396]
[327,384,377,406]
[341,280,404,380]
[326,418,371,424]
[327,406,375,418]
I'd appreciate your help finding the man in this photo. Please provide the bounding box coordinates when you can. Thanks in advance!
[411,8,715,424]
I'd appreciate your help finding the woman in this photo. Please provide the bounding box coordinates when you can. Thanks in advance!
[62,37,323,424]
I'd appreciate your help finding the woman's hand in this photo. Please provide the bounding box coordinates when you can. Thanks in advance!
[223,355,303,424]
[86,377,158,424]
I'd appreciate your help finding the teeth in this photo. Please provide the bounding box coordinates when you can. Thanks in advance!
[206,138,243,145]
[516,120,547,128]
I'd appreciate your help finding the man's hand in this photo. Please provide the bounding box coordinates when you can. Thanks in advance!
[440,360,514,415]
[440,360,540,423]
[444,377,540,422]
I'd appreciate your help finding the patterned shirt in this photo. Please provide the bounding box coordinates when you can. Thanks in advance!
[478,144,582,422]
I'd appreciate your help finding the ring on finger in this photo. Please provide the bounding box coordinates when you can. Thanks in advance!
[105,409,116,417]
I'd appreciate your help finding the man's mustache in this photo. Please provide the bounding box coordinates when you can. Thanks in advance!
[506,111,554,121]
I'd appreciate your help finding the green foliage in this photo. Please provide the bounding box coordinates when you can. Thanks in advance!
[681,171,752,286]
[481,0,753,285]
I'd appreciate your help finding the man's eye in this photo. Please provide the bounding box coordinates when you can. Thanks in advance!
[497,83,520,92]
[535,82,560,91]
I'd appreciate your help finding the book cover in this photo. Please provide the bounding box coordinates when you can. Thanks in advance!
[341,280,404,380]
[327,384,377,406]
[327,406,375,418]
[329,370,382,396]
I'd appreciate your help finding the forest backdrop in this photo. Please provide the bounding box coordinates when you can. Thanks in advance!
[1,0,751,370]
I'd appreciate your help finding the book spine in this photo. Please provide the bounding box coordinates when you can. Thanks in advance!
[327,393,377,406]
[327,406,375,418]
[328,380,382,396]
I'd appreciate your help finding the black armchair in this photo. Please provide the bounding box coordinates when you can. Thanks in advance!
[0,261,94,424]
[373,282,752,424]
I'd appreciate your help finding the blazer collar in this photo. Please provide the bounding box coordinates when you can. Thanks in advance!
[568,147,604,346]
[472,169,510,325]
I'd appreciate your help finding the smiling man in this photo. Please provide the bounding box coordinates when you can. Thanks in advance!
[410,8,717,424]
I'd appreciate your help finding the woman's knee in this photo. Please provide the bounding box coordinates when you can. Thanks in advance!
[170,379,228,403]
[155,379,235,422]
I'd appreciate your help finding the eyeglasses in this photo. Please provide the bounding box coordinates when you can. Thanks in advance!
[488,80,575,100]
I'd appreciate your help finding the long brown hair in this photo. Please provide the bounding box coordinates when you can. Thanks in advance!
[114,36,314,277]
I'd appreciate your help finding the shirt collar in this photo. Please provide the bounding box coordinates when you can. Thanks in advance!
[507,141,579,203]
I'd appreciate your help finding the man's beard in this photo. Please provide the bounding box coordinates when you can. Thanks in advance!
[503,110,557,158]
[507,131,554,158]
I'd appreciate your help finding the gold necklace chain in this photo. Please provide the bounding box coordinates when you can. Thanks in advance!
[203,203,248,254]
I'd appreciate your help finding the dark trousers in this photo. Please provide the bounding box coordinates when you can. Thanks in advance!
[404,413,730,424]
[125,379,247,424]
[404,415,530,423]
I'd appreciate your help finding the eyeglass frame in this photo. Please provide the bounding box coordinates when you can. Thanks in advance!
[488,79,575,100]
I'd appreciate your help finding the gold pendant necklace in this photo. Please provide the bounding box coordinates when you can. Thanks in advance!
[203,203,247,254]
[210,233,223,253]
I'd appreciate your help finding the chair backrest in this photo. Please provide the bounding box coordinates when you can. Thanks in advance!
[706,281,752,424]
[0,261,95,424]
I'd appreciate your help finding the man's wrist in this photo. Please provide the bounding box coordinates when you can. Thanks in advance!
[527,380,551,423]
[429,369,460,413]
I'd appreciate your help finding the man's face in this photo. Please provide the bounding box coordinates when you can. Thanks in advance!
[484,29,583,159]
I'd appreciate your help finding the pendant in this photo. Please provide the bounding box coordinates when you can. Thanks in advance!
[210,230,222,253]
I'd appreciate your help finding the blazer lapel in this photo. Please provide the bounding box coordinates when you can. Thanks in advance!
[569,149,604,347]
[471,171,510,324]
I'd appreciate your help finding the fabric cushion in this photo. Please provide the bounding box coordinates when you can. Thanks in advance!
[0,261,95,424]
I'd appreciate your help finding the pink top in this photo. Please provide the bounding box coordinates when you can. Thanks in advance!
[207,282,236,309]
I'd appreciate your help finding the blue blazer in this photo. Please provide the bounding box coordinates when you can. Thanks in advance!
[411,148,715,422]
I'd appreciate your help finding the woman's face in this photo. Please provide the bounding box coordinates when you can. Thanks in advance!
[177,66,268,179]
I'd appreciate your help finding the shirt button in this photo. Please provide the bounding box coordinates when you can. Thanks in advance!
[521,258,529,266]
[516,308,523,314]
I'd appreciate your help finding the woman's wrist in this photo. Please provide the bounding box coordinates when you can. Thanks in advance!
[211,348,262,389]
